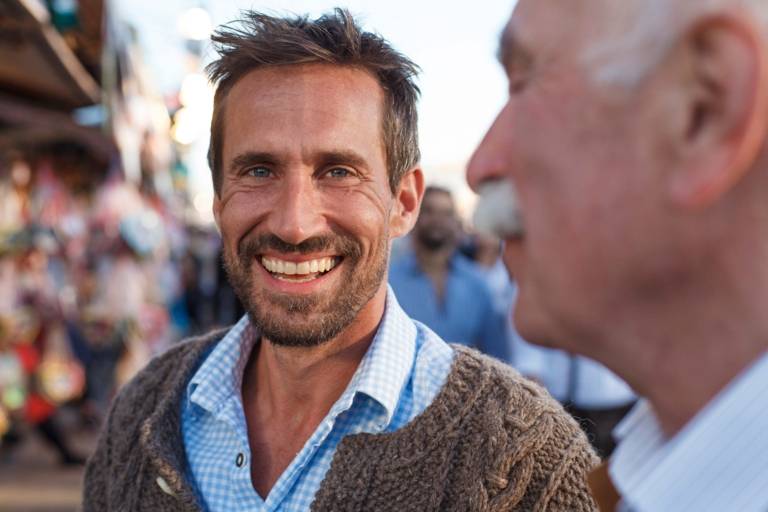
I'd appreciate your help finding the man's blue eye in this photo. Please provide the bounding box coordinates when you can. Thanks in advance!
[247,167,271,178]
[328,168,351,178]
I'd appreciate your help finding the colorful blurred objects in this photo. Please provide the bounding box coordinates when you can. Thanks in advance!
[0,406,9,439]
[38,357,86,406]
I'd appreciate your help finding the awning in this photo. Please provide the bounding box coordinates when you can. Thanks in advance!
[0,0,100,109]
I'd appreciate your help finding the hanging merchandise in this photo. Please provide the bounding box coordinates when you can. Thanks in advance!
[0,350,26,413]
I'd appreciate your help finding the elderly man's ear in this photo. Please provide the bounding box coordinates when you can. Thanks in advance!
[666,11,768,209]
[389,167,424,238]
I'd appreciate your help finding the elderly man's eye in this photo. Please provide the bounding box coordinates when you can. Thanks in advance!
[509,81,523,94]
[508,74,529,94]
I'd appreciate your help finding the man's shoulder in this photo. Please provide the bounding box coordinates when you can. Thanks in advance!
[451,255,496,293]
[318,345,599,510]
[449,345,565,419]
[446,346,599,508]
[388,252,419,281]
[447,345,597,460]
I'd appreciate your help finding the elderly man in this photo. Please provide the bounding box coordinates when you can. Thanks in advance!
[468,1,768,511]
[83,9,597,512]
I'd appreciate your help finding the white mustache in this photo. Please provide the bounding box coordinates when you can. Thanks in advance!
[472,180,525,239]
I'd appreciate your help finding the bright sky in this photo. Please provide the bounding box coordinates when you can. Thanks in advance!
[115,0,517,217]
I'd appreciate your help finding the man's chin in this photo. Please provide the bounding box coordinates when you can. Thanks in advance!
[261,331,332,348]
[513,304,561,350]
[248,302,357,349]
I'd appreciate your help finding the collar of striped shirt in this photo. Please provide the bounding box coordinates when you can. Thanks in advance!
[610,351,768,512]
[186,284,416,435]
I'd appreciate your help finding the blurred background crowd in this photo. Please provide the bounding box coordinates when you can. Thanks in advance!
[0,0,633,509]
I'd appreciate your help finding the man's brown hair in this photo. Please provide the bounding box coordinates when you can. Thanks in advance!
[206,8,421,195]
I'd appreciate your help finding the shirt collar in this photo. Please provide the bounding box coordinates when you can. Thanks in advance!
[186,285,417,430]
[187,315,256,416]
[610,351,768,511]
[343,285,416,426]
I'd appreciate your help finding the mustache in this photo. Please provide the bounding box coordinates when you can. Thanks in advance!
[472,179,525,239]
[238,233,363,261]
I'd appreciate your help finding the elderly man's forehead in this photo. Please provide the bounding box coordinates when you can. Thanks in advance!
[501,0,590,54]
[500,0,685,65]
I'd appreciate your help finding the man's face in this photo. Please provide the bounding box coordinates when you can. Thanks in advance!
[467,0,673,349]
[414,191,459,251]
[214,64,402,347]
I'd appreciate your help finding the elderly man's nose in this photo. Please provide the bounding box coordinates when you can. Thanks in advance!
[467,107,512,192]
[468,144,507,192]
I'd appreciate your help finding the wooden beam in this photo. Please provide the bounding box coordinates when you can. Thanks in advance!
[0,0,100,108]
[0,92,114,162]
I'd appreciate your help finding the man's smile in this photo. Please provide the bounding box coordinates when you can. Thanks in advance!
[260,255,342,283]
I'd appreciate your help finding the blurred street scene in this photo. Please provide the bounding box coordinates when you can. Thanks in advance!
[0,1,242,509]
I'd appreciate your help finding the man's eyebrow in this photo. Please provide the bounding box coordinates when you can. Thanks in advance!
[228,150,370,172]
[497,26,533,72]
[229,151,277,172]
[315,150,369,169]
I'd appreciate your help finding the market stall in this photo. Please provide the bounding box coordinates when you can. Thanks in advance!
[0,0,182,458]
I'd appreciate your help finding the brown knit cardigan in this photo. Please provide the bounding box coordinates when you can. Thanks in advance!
[83,330,599,511]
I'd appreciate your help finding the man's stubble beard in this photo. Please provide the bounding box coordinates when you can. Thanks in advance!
[222,231,389,348]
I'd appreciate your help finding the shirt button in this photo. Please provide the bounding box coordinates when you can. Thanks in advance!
[236,453,245,468]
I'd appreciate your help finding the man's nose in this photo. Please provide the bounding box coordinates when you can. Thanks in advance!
[466,105,512,192]
[266,173,326,246]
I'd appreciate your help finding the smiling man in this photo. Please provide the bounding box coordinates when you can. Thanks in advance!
[83,9,597,511]
[469,1,768,511]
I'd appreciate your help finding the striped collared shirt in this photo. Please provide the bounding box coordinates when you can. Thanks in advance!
[181,286,454,512]
[610,351,768,512]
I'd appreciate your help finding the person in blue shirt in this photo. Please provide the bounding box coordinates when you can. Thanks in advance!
[390,186,510,361]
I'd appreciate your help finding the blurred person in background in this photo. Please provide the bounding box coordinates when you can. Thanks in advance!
[468,0,768,510]
[389,186,510,360]
[469,232,515,316]
[84,9,598,511]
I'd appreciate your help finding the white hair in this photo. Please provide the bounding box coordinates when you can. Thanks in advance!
[582,0,768,87]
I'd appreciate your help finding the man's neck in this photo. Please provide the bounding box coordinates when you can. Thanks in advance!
[591,285,768,437]
[240,287,386,497]
[247,331,373,423]
[414,244,453,274]
[642,337,766,437]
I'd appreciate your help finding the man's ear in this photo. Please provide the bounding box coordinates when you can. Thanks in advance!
[668,11,768,208]
[389,167,424,238]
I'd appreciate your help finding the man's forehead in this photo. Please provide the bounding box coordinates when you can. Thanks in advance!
[501,0,658,75]
[227,64,383,108]
[510,0,640,46]
[502,0,588,58]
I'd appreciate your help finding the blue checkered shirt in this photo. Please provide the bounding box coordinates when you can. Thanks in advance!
[181,286,455,511]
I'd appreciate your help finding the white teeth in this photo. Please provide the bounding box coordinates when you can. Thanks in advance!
[261,256,338,277]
